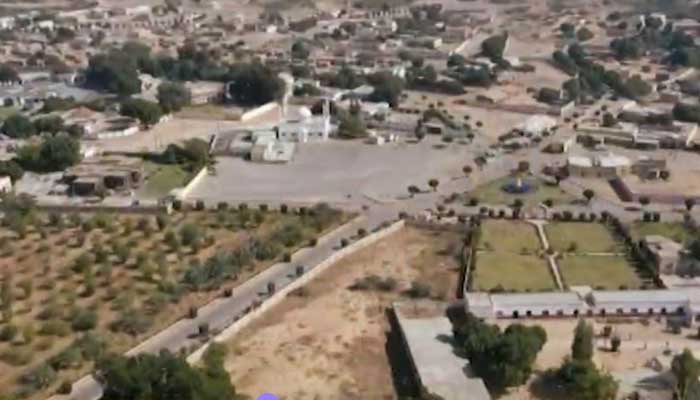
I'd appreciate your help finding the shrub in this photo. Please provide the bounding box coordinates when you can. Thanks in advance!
[308,238,318,247]
[217,201,228,211]
[280,204,288,214]
[109,310,152,336]
[259,204,268,212]
[283,253,292,262]
[21,363,56,391]
[406,281,432,298]
[70,308,97,331]
[195,200,205,211]
[0,347,33,366]
[357,228,367,237]
[340,238,349,247]
[57,381,72,395]
[39,320,70,337]
[0,324,19,341]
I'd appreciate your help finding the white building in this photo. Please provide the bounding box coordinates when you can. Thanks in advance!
[0,176,12,193]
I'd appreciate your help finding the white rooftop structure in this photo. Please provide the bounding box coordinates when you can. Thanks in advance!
[516,115,557,136]
[567,155,593,168]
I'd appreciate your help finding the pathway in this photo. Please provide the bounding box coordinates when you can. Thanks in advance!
[528,219,564,291]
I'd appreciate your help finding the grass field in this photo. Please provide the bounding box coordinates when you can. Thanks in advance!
[629,221,695,245]
[545,222,622,254]
[0,107,17,121]
[469,176,575,207]
[478,220,541,253]
[176,104,241,121]
[0,205,345,399]
[558,255,644,290]
[139,162,195,198]
[472,252,556,291]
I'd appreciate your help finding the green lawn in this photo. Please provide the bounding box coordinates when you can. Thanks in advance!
[545,222,622,254]
[630,222,694,245]
[558,255,643,290]
[469,176,576,207]
[472,252,557,291]
[0,106,17,121]
[139,162,195,198]
[478,220,541,253]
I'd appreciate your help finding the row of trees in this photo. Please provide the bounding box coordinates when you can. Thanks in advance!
[553,44,652,100]
[2,114,83,139]
[85,41,284,107]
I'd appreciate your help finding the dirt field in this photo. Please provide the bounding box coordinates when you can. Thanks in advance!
[224,226,466,399]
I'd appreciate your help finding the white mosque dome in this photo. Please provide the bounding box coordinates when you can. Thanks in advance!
[298,106,313,119]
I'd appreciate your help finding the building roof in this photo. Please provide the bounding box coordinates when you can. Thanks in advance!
[597,153,631,168]
[591,290,689,305]
[568,155,593,167]
[644,235,683,258]
[490,292,585,308]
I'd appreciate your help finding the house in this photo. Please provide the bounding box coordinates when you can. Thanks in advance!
[64,156,144,196]
[250,138,295,163]
[642,235,700,276]
[185,81,224,105]
[567,153,631,178]
[0,176,12,193]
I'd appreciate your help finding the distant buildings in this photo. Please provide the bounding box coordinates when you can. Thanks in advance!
[64,156,143,196]
[642,235,700,276]
[567,152,631,179]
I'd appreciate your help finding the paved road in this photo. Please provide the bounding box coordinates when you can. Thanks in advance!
[55,210,390,400]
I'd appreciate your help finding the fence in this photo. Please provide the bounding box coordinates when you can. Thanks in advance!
[186,219,406,363]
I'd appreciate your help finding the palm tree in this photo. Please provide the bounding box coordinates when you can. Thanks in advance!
[685,197,696,212]
[462,165,473,178]
[428,179,439,192]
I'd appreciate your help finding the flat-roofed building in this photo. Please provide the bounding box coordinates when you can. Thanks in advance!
[588,290,689,317]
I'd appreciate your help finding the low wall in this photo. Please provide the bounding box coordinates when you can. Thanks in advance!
[187,219,406,363]
[36,202,168,215]
[240,102,279,122]
[174,167,208,200]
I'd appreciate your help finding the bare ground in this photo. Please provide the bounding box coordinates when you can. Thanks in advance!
[224,226,465,399]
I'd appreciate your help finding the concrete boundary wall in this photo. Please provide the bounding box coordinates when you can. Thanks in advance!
[174,167,208,200]
[187,219,406,363]
[240,102,279,122]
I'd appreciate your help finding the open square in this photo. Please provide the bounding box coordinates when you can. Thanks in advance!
[478,220,541,253]
[472,252,557,292]
[545,222,623,254]
[557,255,644,290]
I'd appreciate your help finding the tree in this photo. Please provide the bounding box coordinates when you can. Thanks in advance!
[120,98,163,126]
[0,63,19,82]
[685,197,696,212]
[558,358,618,400]
[368,73,405,108]
[337,112,367,139]
[583,189,595,203]
[157,82,192,113]
[577,27,594,42]
[1,272,13,322]
[463,165,473,177]
[226,62,285,106]
[291,40,310,60]
[672,349,700,400]
[481,33,509,60]
[601,112,617,127]
[610,335,621,352]
[2,114,37,138]
[33,115,65,134]
[95,348,237,400]
[673,102,700,123]
[572,319,594,362]
[428,179,439,192]
[408,185,420,198]
[639,196,651,208]
[86,50,142,96]
[17,135,81,172]
[450,313,547,392]
[560,23,576,37]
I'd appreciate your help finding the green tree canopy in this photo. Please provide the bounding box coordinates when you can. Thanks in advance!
[120,98,164,126]
[367,72,405,108]
[481,33,509,60]
[95,346,237,400]
[2,114,36,138]
[157,82,192,113]
[572,319,594,362]
[672,349,700,400]
[17,134,81,172]
[86,50,142,96]
[0,63,19,82]
[226,63,285,107]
